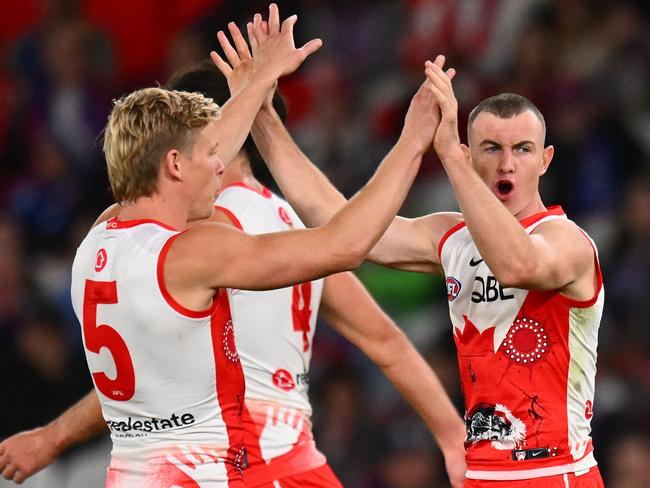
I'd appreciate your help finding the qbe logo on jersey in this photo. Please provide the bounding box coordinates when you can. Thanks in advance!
[446,277,462,302]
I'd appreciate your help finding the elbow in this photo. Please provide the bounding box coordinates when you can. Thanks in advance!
[493,261,536,289]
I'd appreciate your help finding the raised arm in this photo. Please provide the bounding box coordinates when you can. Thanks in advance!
[424,61,596,298]
[168,83,436,300]
[319,272,467,487]
[211,3,322,166]
[0,390,105,484]
[214,25,456,274]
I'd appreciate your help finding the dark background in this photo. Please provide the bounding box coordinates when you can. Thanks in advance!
[1,1,649,486]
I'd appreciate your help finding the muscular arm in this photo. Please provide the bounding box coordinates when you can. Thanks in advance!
[0,391,106,484]
[167,81,451,310]
[251,103,451,274]
[424,62,595,297]
[319,272,466,487]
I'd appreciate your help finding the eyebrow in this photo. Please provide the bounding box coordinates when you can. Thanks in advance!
[210,141,220,153]
[480,139,536,148]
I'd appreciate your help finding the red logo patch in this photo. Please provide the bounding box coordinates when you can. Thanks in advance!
[272,369,295,391]
[278,207,293,226]
[446,277,461,301]
[585,400,593,420]
[95,248,107,272]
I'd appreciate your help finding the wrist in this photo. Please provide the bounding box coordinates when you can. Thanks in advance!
[396,132,427,159]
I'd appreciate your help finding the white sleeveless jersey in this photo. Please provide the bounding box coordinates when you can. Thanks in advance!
[71,218,245,487]
[214,183,327,484]
[439,206,604,481]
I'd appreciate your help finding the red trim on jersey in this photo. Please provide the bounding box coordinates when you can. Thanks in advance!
[156,233,219,318]
[214,206,244,230]
[518,205,565,228]
[106,216,178,231]
[437,207,566,261]
[210,290,246,483]
[437,221,466,261]
[221,182,273,199]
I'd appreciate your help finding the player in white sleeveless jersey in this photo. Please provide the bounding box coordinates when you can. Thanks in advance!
[0,59,467,487]
[233,46,606,486]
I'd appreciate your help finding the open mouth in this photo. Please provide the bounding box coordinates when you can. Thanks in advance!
[495,180,514,198]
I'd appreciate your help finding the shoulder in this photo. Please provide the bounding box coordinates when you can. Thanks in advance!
[415,211,464,246]
[531,218,595,267]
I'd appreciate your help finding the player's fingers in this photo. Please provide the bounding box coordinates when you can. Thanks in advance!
[14,470,27,485]
[253,13,267,45]
[425,60,454,90]
[447,68,457,81]
[210,51,233,77]
[281,14,298,36]
[268,3,280,35]
[261,20,270,35]
[246,22,257,50]
[2,464,17,481]
[299,38,323,59]
[228,22,251,60]
[423,72,452,113]
[217,30,241,67]
[433,54,446,69]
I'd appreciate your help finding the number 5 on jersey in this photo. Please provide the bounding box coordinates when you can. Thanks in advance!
[83,280,135,401]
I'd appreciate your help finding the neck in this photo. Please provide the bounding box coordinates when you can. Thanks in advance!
[513,193,547,221]
[117,194,190,230]
[222,158,264,192]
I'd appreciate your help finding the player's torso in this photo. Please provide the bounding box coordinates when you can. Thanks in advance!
[216,184,327,484]
[439,207,604,480]
[71,219,245,486]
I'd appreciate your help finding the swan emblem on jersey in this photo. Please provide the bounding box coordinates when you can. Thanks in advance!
[222,319,239,363]
[500,317,549,364]
[272,368,296,391]
[95,248,107,272]
[466,402,526,450]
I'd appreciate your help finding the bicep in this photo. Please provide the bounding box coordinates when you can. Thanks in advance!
[367,214,452,274]
[201,225,350,291]
[528,223,595,290]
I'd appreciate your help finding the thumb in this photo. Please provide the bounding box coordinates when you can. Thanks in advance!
[299,38,323,59]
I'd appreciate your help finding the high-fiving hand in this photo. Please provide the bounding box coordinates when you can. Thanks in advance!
[211,4,322,99]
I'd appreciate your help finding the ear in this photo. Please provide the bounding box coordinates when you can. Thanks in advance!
[163,149,183,182]
[539,145,554,176]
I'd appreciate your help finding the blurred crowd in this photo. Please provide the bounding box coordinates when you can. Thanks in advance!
[1,0,649,487]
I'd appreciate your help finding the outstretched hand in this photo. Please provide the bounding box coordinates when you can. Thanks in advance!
[211,3,322,99]
[424,57,468,165]
[401,55,456,155]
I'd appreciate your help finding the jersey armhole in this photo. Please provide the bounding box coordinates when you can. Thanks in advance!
[157,232,220,318]
[556,229,603,308]
[437,221,466,262]
[215,205,243,230]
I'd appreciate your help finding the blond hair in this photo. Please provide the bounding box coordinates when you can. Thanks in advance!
[103,87,220,203]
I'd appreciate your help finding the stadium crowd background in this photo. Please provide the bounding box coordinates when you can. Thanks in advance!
[0,0,648,486]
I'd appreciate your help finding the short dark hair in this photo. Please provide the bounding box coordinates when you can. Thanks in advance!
[166,60,287,185]
[468,93,546,142]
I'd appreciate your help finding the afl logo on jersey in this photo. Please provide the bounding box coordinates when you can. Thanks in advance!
[278,207,293,226]
[446,277,462,302]
[95,248,107,272]
[272,369,296,391]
